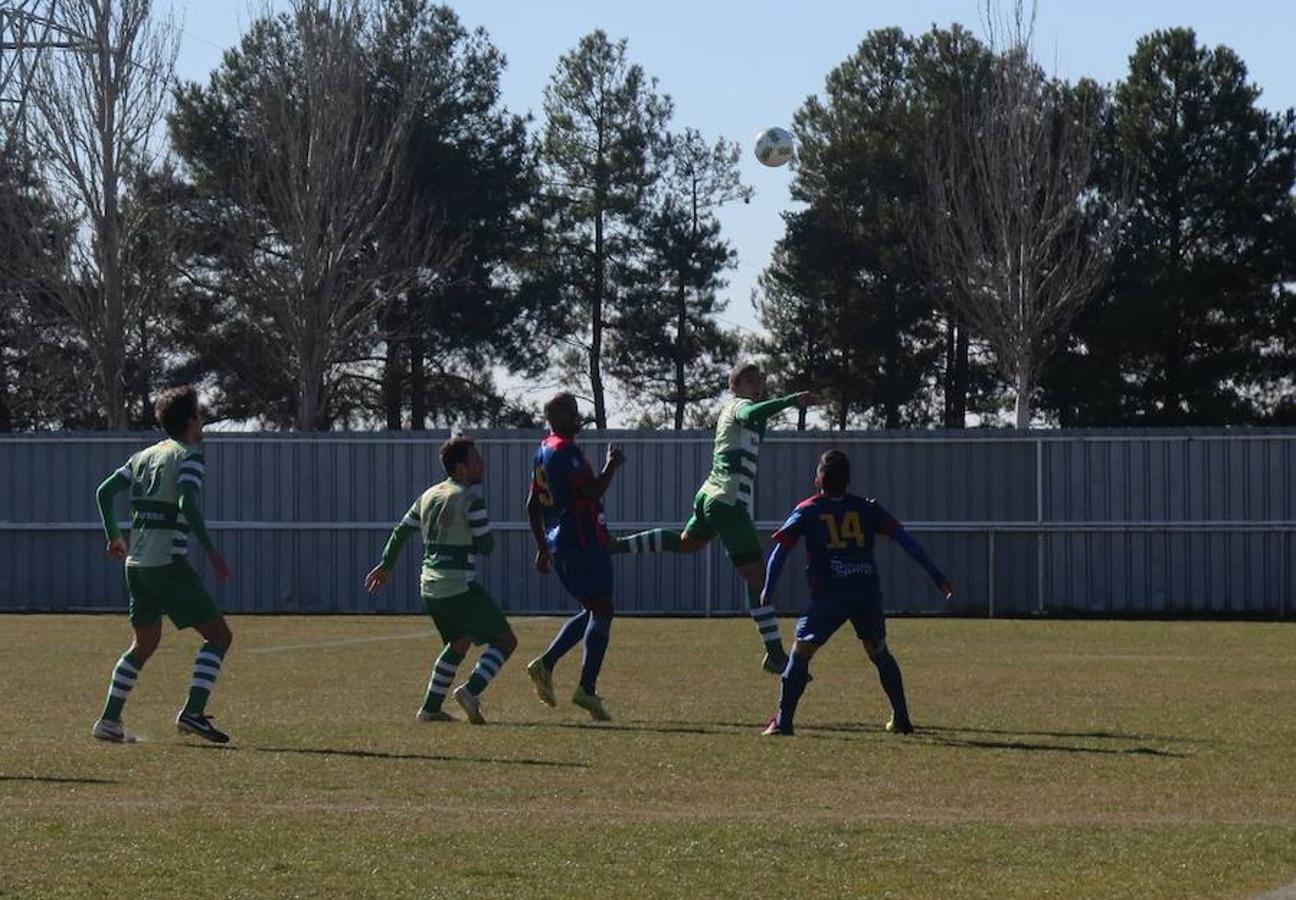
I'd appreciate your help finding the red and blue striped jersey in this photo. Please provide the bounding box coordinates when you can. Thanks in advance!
[530,434,610,554]
[771,492,913,598]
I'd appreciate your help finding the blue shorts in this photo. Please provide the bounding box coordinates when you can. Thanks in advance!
[795,592,886,647]
[552,548,613,602]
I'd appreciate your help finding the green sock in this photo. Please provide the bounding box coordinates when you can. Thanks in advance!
[464,644,510,697]
[182,642,227,716]
[423,646,465,712]
[100,651,144,722]
[613,529,682,554]
[749,587,784,656]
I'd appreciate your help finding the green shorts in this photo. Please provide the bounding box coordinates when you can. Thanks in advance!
[423,584,510,646]
[683,492,764,566]
[126,560,220,630]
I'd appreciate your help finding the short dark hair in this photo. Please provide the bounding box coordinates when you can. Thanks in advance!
[728,360,760,390]
[154,385,200,439]
[819,449,850,494]
[440,434,477,476]
[543,392,578,428]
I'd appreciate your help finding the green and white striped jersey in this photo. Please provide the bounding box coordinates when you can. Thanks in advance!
[697,394,800,511]
[115,439,206,567]
[398,478,493,599]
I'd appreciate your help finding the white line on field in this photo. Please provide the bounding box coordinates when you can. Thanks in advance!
[246,630,438,654]
[1254,879,1296,899]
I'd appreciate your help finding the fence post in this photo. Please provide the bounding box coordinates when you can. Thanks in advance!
[1036,437,1046,614]
[987,529,996,619]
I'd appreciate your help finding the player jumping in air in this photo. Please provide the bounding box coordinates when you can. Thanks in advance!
[91,385,235,744]
[365,435,517,725]
[615,361,818,673]
[761,450,954,737]
[524,393,624,721]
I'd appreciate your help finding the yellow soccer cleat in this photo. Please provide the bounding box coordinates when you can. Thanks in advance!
[885,717,915,735]
[571,686,611,722]
[526,657,557,708]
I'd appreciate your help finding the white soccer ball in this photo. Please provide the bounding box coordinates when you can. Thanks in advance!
[754,127,796,167]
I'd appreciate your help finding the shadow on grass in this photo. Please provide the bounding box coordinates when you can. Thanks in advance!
[812,721,1200,746]
[639,721,1190,757]
[505,720,719,736]
[182,744,589,769]
[912,735,1188,758]
[0,774,118,784]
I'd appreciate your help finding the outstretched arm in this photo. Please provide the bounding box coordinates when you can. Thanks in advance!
[735,392,819,427]
[881,520,954,599]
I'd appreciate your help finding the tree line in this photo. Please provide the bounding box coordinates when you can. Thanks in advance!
[1,0,1293,432]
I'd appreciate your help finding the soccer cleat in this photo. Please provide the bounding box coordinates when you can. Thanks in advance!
[175,711,230,744]
[762,651,788,675]
[452,685,487,725]
[571,686,611,721]
[526,657,557,708]
[416,709,453,722]
[91,718,136,744]
[761,716,793,737]
[885,717,915,735]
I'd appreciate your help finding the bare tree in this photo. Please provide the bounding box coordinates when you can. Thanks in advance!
[226,0,458,430]
[921,0,1120,427]
[23,0,178,428]
[0,0,61,145]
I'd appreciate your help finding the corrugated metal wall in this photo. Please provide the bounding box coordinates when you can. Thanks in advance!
[1,429,1293,617]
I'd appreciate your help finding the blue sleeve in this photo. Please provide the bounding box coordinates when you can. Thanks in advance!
[764,541,792,598]
[770,507,806,548]
[874,503,946,588]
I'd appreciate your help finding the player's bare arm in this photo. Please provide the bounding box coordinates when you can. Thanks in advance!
[525,490,551,574]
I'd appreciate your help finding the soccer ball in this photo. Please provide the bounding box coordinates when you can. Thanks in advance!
[754,127,795,167]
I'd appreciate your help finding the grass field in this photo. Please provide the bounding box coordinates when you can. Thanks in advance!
[1,614,1294,898]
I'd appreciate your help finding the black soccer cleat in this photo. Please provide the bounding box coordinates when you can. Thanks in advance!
[176,711,230,744]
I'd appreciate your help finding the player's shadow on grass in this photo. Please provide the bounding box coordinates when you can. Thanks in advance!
[507,720,718,736]
[803,723,1188,757]
[0,774,118,784]
[183,744,589,769]
[918,723,1204,745]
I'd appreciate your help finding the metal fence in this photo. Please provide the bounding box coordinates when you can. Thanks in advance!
[1,429,1293,617]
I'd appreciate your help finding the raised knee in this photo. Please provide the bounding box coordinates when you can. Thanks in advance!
[449,638,472,656]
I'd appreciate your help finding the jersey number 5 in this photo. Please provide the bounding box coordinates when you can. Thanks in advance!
[820,511,865,549]
[533,465,555,508]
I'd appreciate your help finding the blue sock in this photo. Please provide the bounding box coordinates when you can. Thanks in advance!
[579,614,612,694]
[777,652,811,731]
[542,611,590,671]
[872,648,910,724]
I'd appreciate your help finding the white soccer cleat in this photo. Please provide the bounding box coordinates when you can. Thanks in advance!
[91,718,136,744]
[452,685,487,725]
[416,708,453,722]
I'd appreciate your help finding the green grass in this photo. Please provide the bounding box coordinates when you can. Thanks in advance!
[2,615,1295,898]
